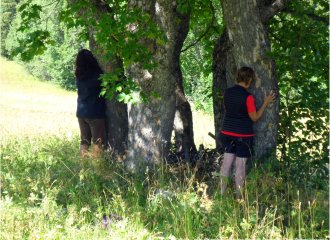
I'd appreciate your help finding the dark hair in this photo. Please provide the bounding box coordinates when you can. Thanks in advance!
[236,66,255,85]
[75,49,103,81]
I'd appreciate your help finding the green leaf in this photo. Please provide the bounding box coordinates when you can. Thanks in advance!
[105,92,114,100]
[88,18,97,26]
[45,40,56,46]
[116,92,126,101]
[124,95,130,103]
[156,38,166,46]
[115,68,123,75]
[148,33,156,39]
[123,60,132,68]
[100,88,107,96]
[115,86,122,92]
[100,81,108,87]
[18,3,29,12]
[140,92,149,103]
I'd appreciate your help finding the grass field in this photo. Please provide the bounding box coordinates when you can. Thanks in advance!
[1,57,78,138]
[1,57,328,239]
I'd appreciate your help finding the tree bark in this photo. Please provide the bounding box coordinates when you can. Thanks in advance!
[125,0,191,171]
[173,69,197,153]
[173,7,196,153]
[219,0,281,158]
[212,28,236,149]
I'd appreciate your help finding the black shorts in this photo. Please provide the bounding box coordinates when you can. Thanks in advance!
[220,132,254,158]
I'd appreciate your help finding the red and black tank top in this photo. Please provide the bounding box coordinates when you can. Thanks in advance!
[221,85,256,136]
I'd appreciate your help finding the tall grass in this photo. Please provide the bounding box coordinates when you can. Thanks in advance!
[1,134,328,239]
[1,57,329,239]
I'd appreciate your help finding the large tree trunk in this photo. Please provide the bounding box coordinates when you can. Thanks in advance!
[173,67,197,153]
[173,8,196,154]
[69,0,128,157]
[125,0,190,171]
[212,28,234,149]
[219,0,281,158]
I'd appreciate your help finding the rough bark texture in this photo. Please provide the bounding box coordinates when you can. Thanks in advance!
[212,28,235,149]
[68,0,128,157]
[173,71,197,153]
[125,0,190,171]
[219,0,281,158]
[226,51,237,88]
[173,8,196,153]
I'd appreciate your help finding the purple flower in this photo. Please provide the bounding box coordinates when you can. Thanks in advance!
[103,214,122,228]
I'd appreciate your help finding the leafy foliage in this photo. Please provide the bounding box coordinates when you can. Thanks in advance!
[180,0,224,113]
[266,1,329,189]
[5,0,88,90]
[0,0,21,57]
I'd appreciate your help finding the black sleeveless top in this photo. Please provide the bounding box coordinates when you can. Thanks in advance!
[221,85,254,135]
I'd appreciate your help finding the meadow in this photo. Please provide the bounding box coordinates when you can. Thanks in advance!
[1,57,329,239]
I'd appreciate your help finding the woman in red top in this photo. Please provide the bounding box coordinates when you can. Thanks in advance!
[220,67,275,198]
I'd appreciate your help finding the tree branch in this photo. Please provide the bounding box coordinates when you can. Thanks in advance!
[211,25,220,34]
[260,0,296,23]
[43,0,61,31]
[110,0,119,22]
[281,8,329,23]
[267,29,284,43]
[41,0,59,8]
[181,3,216,53]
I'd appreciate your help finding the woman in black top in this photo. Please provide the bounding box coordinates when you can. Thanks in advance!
[220,67,275,198]
[75,49,105,158]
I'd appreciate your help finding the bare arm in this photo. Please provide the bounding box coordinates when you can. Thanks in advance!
[249,91,275,122]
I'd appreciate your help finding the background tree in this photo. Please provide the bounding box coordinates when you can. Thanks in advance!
[1,0,21,57]
[180,0,223,115]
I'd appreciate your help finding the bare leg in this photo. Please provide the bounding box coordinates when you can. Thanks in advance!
[220,153,236,195]
[92,144,102,159]
[80,144,89,158]
[235,157,247,199]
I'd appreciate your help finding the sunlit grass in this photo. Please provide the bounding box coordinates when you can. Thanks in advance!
[1,57,79,138]
[1,57,76,98]
[192,111,216,149]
